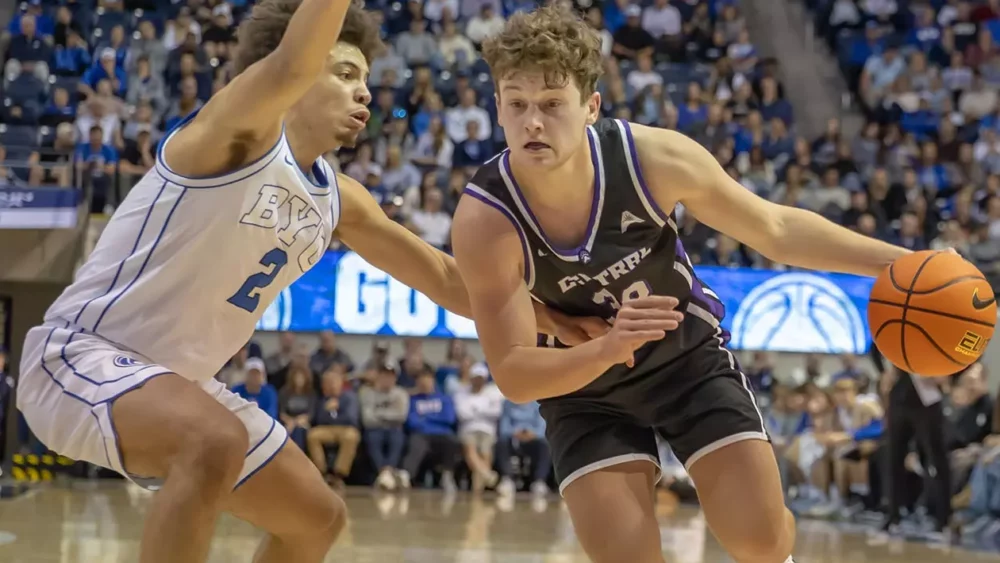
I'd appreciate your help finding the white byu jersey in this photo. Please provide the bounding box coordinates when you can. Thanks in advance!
[45,116,340,382]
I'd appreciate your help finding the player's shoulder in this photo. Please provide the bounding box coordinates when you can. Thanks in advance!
[467,149,507,188]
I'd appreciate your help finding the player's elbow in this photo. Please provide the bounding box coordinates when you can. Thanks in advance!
[491,371,535,404]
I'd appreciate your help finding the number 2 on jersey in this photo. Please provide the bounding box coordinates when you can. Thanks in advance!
[227,248,288,313]
[592,280,652,311]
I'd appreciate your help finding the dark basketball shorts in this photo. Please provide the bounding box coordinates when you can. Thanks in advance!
[539,338,769,496]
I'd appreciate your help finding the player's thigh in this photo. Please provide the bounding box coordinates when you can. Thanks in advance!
[112,374,251,479]
[653,362,793,559]
[563,461,663,563]
[687,439,794,561]
[224,440,345,540]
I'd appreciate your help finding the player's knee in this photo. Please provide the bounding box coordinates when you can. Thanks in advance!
[177,416,249,489]
[725,509,795,563]
[284,486,347,546]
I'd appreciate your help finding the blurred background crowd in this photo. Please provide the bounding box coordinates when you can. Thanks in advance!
[1,0,1000,552]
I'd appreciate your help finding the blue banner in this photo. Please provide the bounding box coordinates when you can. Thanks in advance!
[258,251,876,354]
[0,185,79,229]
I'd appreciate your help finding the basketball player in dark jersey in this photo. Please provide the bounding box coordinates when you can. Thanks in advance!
[451,6,921,563]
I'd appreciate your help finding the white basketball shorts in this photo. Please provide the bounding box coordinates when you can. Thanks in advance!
[16,322,288,489]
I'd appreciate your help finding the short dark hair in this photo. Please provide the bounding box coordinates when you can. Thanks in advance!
[233,0,383,76]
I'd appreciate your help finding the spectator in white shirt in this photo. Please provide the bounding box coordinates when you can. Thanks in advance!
[381,145,422,195]
[454,362,504,492]
[446,89,492,143]
[466,4,505,47]
[626,52,663,99]
[409,188,453,249]
[642,0,682,39]
[412,115,455,170]
[438,19,478,69]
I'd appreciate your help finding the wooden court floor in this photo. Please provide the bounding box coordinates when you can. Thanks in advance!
[0,483,998,562]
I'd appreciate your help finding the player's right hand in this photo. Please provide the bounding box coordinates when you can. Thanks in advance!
[600,296,684,367]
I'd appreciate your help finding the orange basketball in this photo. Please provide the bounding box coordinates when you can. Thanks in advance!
[868,250,996,377]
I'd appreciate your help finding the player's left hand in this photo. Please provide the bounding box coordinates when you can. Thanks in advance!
[548,309,611,346]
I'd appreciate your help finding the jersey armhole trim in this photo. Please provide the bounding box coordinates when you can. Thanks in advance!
[462,183,535,290]
[615,119,671,228]
[154,109,287,189]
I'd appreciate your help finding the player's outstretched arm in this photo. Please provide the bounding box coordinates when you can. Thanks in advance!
[452,196,682,403]
[629,124,911,278]
[163,0,356,177]
[335,174,473,318]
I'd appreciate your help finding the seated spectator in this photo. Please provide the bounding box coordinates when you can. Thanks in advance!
[279,364,318,451]
[397,338,434,389]
[359,362,410,490]
[307,367,361,491]
[452,120,491,169]
[81,49,128,99]
[95,24,129,70]
[128,56,169,118]
[412,115,454,171]
[436,339,469,390]
[118,128,156,183]
[265,332,299,386]
[130,20,168,77]
[7,15,52,77]
[465,3,505,48]
[398,370,460,491]
[626,52,662,98]
[40,87,76,128]
[381,144,421,194]
[438,19,476,70]
[495,399,551,498]
[232,358,279,420]
[454,362,503,492]
[163,77,205,131]
[409,187,453,250]
[396,19,439,68]
[74,125,118,213]
[445,89,491,144]
[30,122,74,186]
[310,330,354,380]
[612,5,655,61]
[51,31,91,77]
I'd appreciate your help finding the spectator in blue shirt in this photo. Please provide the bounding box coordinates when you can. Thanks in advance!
[397,369,460,491]
[306,367,361,492]
[52,31,91,76]
[7,0,54,39]
[82,49,128,98]
[495,399,552,498]
[232,358,279,420]
[75,125,118,213]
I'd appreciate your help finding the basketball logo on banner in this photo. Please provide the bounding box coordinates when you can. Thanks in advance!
[731,272,868,354]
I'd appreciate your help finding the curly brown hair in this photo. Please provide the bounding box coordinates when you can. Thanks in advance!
[482,4,604,100]
[233,0,384,76]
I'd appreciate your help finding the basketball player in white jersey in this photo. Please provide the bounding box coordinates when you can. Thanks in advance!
[15,2,594,562]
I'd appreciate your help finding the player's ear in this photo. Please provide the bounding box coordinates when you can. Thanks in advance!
[494,92,504,127]
[585,91,601,125]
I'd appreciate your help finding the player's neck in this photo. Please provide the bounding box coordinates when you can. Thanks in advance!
[507,138,595,208]
[284,118,340,173]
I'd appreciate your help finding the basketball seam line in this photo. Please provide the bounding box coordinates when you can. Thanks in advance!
[872,320,966,367]
[898,252,941,373]
[887,273,987,295]
[867,298,997,327]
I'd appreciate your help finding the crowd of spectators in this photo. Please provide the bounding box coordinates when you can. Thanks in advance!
[3,0,1000,549]
[803,0,1000,287]
[218,332,554,498]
